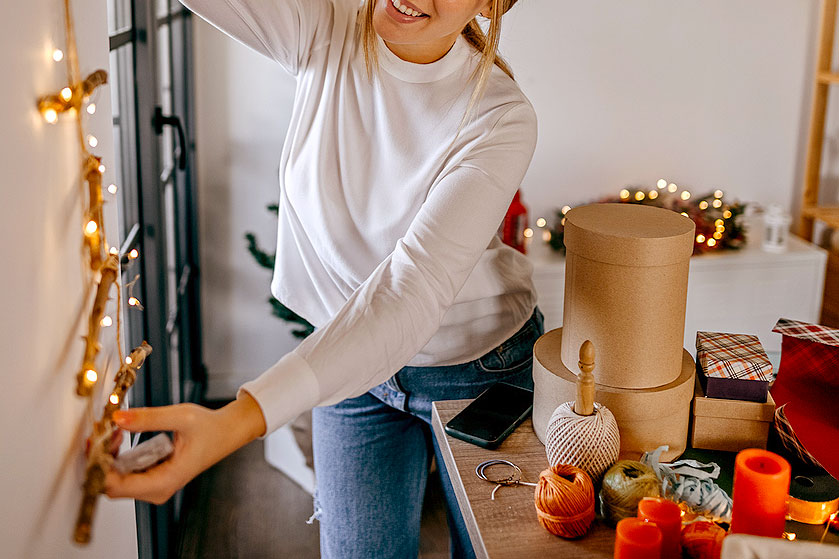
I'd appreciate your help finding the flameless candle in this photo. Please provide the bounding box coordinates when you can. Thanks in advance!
[730,448,791,537]
[614,517,662,559]
[637,497,681,559]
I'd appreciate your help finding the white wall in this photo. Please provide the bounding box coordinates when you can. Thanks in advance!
[0,1,138,557]
[194,19,302,398]
[193,1,820,397]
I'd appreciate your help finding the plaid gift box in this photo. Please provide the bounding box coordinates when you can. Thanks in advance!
[695,331,775,402]
[770,318,839,479]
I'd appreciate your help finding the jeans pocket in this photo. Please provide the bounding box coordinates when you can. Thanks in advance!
[476,318,538,374]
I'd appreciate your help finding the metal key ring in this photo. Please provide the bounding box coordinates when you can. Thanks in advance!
[475,459,523,486]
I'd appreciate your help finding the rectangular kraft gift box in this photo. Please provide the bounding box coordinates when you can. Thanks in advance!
[695,331,775,402]
[690,377,775,452]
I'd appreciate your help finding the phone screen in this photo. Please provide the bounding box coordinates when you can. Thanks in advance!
[444,382,533,449]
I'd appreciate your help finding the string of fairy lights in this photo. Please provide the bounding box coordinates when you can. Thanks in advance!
[532,179,747,256]
[38,0,150,545]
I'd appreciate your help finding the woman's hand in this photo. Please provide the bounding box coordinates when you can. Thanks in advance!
[104,392,266,505]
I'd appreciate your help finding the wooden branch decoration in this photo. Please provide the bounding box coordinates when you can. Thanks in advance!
[37,69,108,122]
[83,155,105,271]
[574,340,596,416]
[74,341,152,544]
[76,254,118,396]
[103,342,152,421]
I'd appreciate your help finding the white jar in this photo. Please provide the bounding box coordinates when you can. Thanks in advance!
[762,205,791,253]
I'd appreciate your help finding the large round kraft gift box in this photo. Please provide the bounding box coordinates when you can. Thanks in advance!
[533,328,695,462]
[561,204,695,389]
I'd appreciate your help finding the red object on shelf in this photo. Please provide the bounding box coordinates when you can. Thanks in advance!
[500,190,528,254]
[637,498,681,559]
[614,517,662,559]
[730,448,791,538]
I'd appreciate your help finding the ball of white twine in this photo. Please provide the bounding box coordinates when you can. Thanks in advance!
[545,401,620,483]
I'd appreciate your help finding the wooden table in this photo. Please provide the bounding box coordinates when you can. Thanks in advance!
[431,400,615,559]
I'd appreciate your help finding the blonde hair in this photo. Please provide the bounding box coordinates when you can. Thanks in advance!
[359,0,519,122]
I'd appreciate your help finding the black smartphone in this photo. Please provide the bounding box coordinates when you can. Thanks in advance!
[444,382,534,449]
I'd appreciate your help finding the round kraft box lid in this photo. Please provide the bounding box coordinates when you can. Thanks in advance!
[564,204,695,267]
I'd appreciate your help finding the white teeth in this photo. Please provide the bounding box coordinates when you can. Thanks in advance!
[391,0,424,17]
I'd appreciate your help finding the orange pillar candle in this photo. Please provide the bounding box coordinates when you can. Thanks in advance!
[730,448,791,537]
[614,517,662,559]
[637,497,682,559]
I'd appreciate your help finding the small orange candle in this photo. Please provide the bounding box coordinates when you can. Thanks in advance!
[730,448,791,537]
[614,517,662,559]
[637,497,681,559]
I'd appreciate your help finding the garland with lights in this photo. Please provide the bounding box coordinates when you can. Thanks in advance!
[541,180,747,256]
[37,0,151,544]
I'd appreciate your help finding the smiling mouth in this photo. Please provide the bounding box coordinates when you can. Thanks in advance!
[390,0,428,18]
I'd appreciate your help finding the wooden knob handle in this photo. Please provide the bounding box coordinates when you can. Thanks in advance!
[574,340,596,416]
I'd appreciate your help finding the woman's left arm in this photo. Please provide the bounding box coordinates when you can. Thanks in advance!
[242,102,538,434]
[104,103,537,505]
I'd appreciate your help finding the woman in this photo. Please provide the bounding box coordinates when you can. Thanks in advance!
[106,0,541,557]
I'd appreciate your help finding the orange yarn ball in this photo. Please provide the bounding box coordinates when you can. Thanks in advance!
[534,464,596,539]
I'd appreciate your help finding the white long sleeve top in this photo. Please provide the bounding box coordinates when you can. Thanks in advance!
[183,0,538,433]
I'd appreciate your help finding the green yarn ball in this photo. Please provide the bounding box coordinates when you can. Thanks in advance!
[599,460,662,525]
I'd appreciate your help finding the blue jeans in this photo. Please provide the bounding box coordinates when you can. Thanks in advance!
[311,308,544,559]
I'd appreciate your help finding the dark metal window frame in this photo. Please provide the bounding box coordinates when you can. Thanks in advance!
[107,1,205,557]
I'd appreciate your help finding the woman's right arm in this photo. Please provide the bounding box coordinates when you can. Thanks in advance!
[179,0,332,74]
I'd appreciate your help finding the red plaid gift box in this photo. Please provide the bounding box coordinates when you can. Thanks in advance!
[771,318,839,479]
[696,331,774,402]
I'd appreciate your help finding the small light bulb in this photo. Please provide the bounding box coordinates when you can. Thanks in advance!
[714,190,724,199]
[561,217,567,226]
[715,219,724,227]
[699,201,709,210]
[109,246,119,255]
[536,217,547,228]
[542,231,552,242]
[723,210,732,219]
[561,205,572,215]
[712,199,722,208]
[619,189,631,200]
[109,393,120,405]
[52,48,64,62]
[86,103,96,115]
[125,356,133,365]
[707,238,717,247]
[523,228,534,239]
[87,135,98,148]
[85,220,98,235]
[680,212,689,217]
[696,234,706,243]
[648,190,658,200]
[657,179,667,189]
[128,249,139,259]
[85,369,98,383]
[713,232,723,240]
[43,108,58,124]
[98,164,106,174]
[783,532,796,541]
[101,316,113,327]
[108,183,118,194]
[635,191,645,201]
[128,297,139,306]
[668,183,678,193]
[60,87,73,102]
[680,191,691,201]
